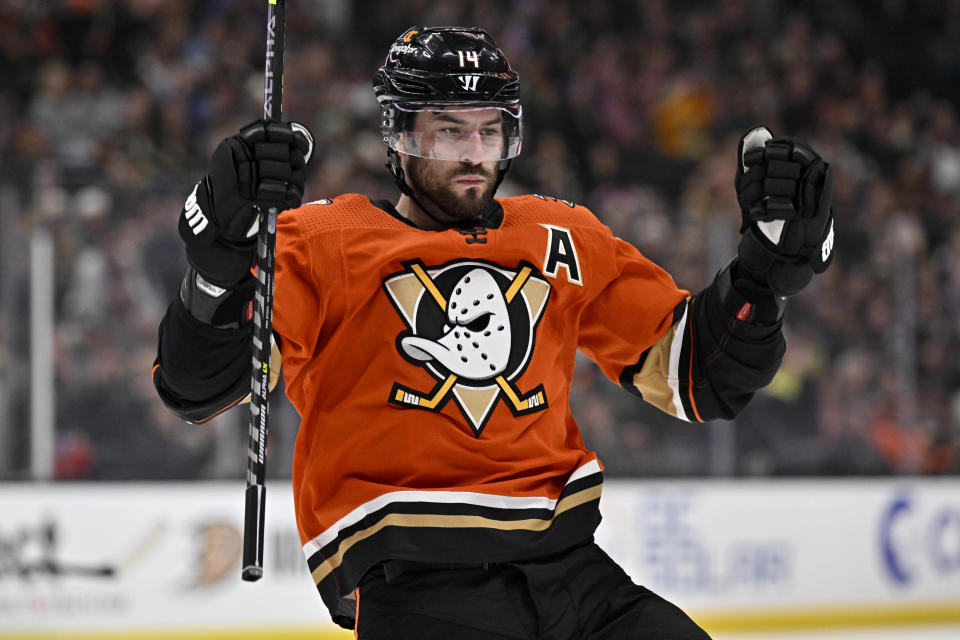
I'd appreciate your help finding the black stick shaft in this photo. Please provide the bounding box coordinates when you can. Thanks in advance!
[242,0,285,583]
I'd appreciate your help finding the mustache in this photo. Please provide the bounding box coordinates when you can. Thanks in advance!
[453,167,494,179]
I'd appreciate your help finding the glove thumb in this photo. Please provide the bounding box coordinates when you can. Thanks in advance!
[738,125,773,172]
[738,125,786,246]
[290,121,315,165]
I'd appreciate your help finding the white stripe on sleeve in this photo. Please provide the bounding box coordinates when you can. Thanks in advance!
[667,302,690,422]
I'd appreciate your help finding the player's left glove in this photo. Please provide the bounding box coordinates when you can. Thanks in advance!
[178,119,314,288]
[734,126,835,297]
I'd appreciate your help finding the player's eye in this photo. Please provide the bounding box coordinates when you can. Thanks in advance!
[466,313,492,332]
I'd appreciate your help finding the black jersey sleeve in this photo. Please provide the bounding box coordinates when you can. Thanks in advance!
[153,295,252,423]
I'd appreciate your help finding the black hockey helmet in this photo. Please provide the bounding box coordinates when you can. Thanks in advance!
[374,26,520,108]
[373,27,522,196]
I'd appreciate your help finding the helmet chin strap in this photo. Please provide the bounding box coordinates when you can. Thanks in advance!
[386,148,445,227]
[386,148,512,228]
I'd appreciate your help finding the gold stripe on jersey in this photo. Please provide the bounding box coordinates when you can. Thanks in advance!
[625,298,690,420]
[309,483,603,587]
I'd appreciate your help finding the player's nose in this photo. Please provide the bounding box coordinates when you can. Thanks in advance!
[457,131,486,163]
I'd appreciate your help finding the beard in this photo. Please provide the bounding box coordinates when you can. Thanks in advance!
[407,157,498,225]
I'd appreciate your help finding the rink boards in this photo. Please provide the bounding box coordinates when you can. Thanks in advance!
[1,479,959,638]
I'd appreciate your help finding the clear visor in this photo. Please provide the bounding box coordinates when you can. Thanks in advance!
[383,103,522,162]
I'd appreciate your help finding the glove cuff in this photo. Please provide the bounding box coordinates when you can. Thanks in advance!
[717,260,785,325]
[179,267,255,329]
[737,226,815,297]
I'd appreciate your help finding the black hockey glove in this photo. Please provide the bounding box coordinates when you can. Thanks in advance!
[179,265,258,329]
[178,119,314,288]
[734,126,835,297]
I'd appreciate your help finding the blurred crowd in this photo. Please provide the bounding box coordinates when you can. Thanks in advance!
[1,0,959,479]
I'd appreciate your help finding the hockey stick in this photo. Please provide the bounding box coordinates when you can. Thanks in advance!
[242,0,286,583]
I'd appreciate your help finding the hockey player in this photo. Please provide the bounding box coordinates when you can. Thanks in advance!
[154,27,834,639]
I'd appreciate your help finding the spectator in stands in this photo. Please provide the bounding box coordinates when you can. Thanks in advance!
[0,0,957,478]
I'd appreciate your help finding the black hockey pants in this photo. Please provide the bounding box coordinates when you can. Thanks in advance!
[354,541,712,639]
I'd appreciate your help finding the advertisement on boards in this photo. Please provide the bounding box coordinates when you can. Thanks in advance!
[2,479,959,635]
[596,479,960,624]
[0,483,330,634]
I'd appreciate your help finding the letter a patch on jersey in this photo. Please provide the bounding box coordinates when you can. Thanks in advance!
[540,225,582,286]
[383,259,551,436]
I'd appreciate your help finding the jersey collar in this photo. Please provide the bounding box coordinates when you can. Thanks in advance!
[369,197,504,230]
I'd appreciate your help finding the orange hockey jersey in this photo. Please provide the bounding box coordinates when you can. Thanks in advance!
[271,193,693,623]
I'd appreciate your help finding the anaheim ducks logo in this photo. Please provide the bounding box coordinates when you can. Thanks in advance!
[383,259,550,436]
[191,520,242,588]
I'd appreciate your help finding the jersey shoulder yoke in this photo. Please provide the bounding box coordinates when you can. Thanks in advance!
[284,194,407,239]
[499,194,602,230]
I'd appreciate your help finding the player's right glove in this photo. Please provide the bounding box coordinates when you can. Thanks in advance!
[734,126,835,297]
[178,119,314,288]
